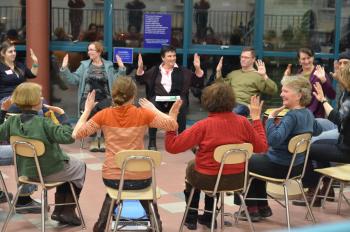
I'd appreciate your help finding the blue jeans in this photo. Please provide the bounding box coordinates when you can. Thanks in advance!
[311,118,339,143]
[233,103,250,117]
[0,145,37,195]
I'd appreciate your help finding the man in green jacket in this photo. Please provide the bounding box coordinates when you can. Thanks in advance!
[216,47,278,116]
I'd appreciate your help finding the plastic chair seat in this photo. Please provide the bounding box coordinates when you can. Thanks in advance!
[314,165,350,182]
[18,176,64,189]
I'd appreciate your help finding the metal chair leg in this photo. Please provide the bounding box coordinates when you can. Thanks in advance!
[297,180,315,223]
[179,187,195,232]
[322,178,334,208]
[238,193,255,232]
[337,183,344,215]
[113,201,123,232]
[1,185,22,232]
[0,172,11,209]
[41,190,46,232]
[236,177,254,225]
[69,183,86,229]
[105,198,116,232]
[149,202,160,232]
[305,176,323,220]
[283,184,291,231]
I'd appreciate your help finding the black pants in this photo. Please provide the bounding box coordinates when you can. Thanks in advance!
[244,155,303,207]
[149,99,187,140]
[185,160,244,215]
[302,139,350,188]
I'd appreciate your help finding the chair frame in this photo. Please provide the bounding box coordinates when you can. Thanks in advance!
[104,150,161,232]
[1,136,86,232]
[308,165,350,215]
[179,143,255,232]
[241,133,315,231]
[0,170,12,208]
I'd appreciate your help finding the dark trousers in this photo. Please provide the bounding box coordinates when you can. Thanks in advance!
[303,139,350,188]
[185,160,244,215]
[243,155,303,207]
[149,100,187,140]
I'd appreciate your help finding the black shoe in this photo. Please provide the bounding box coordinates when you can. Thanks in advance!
[234,210,261,222]
[258,206,272,218]
[198,214,217,229]
[292,197,321,207]
[0,191,13,204]
[16,199,43,214]
[184,221,197,230]
[148,139,157,151]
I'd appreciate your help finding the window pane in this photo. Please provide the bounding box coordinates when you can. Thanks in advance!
[0,1,25,43]
[264,0,335,52]
[340,0,350,52]
[192,0,255,46]
[113,0,184,48]
[51,0,103,42]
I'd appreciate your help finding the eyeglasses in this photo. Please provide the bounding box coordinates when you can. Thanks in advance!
[339,61,349,65]
[240,56,253,59]
[88,49,97,52]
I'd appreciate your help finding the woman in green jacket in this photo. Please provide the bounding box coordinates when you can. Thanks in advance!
[0,82,86,226]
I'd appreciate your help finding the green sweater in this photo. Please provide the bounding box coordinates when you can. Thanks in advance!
[222,69,278,105]
[0,114,74,178]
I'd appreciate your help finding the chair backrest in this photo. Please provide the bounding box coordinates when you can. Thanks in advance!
[211,143,253,194]
[115,150,161,171]
[10,136,46,187]
[10,136,45,157]
[285,133,312,180]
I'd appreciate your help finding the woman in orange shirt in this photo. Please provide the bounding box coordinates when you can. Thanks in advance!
[73,76,180,232]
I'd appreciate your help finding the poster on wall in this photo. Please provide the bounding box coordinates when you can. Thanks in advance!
[143,14,171,48]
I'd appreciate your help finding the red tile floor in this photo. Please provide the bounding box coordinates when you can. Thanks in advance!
[1,133,350,232]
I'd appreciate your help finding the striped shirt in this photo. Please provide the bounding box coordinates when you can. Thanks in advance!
[75,104,177,180]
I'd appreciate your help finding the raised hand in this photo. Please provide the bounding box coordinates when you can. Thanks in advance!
[42,104,65,115]
[330,60,340,81]
[314,65,327,83]
[313,82,326,102]
[249,95,264,120]
[268,106,286,119]
[284,64,292,76]
[255,59,267,77]
[169,99,182,120]
[116,54,125,68]
[1,97,12,111]
[216,56,223,73]
[193,53,201,69]
[84,90,98,113]
[139,98,156,111]
[61,54,69,69]
[30,48,38,65]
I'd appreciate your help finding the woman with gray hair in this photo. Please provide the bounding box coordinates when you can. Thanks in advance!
[237,75,322,222]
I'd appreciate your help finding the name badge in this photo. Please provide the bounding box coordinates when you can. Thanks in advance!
[5,70,13,75]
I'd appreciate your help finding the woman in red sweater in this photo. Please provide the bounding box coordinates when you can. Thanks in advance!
[165,82,268,230]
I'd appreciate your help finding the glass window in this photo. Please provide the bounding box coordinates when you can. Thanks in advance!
[0,1,25,43]
[51,0,103,42]
[192,0,255,46]
[264,0,335,52]
[340,0,350,52]
[113,0,184,48]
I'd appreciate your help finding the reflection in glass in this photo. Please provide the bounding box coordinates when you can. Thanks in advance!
[264,0,335,52]
[0,2,25,43]
[113,0,184,48]
[192,0,255,45]
[340,0,350,52]
[51,0,103,42]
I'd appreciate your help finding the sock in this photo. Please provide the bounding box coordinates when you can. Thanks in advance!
[247,206,259,213]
